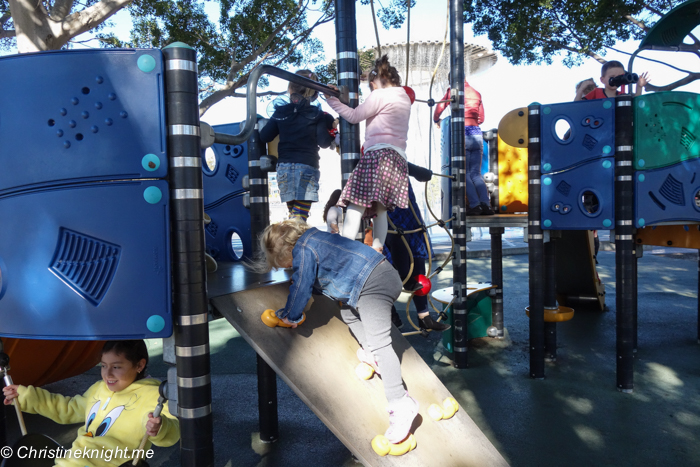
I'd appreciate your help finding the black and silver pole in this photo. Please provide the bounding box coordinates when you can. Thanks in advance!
[490,227,504,337]
[615,94,635,392]
[162,43,214,467]
[450,0,468,369]
[248,122,278,442]
[335,0,361,188]
[544,237,557,361]
[528,103,545,379]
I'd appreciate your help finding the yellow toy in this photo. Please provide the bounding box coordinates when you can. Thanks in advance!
[371,433,417,456]
[261,309,306,328]
[428,397,459,421]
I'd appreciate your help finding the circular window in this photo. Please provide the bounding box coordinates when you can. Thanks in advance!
[553,117,573,142]
[580,190,601,216]
[230,231,245,260]
[203,147,218,175]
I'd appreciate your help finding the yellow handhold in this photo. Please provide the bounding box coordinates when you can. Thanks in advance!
[371,434,417,456]
[260,309,306,328]
[429,397,459,421]
[355,362,375,380]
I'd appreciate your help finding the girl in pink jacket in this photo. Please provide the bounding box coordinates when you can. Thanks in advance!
[325,55,411,253]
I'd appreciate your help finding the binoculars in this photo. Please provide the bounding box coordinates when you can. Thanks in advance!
[609,73,639,87]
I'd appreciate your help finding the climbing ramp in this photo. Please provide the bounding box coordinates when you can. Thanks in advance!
[211,283,509,467]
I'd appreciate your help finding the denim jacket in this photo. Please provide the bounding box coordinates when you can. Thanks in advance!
[276,228,385,324]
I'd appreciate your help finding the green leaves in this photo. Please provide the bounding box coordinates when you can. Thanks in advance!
[463,0,684,66]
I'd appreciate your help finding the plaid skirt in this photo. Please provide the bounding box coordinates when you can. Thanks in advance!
[337,147,409,218]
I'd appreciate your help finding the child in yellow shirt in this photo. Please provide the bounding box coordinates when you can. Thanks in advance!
[3,340,179,466]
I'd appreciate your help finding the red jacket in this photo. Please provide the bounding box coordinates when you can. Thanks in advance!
[433,81,484,126]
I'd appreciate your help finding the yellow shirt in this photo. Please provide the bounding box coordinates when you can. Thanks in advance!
[17,378,179,466]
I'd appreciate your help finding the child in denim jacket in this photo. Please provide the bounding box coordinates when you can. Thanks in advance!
[256,219,419,444]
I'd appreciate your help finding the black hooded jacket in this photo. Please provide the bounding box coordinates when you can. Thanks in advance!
[259,98,335,169]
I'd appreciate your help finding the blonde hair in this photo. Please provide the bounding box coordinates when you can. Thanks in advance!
[576,78,596,95]
[251,219,310,273]
[288,69,319,102]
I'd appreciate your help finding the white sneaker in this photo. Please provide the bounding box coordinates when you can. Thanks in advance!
[384,393,419,444]
[357,348,380,374]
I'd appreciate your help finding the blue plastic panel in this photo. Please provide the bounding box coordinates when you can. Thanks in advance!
[0,49,167,196]
[541,158,615,230]
[635,159,700,227]
[540,99,615,173]
[0,181,171,339]
[205,193,253,262]
[202,123,249,207]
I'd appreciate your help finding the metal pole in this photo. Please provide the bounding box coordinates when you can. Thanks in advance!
[0,340,5,449]
[162,43,214,467]
[247,123,278,442]
[527,103,545,379]
[450,0,468,369]
[335,0,361,189]
[486,129,499,212]
[615,94,635,392]
[544,238,557,362]
[490,227,504,337]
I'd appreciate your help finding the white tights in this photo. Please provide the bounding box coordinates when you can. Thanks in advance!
[342,203,388,250]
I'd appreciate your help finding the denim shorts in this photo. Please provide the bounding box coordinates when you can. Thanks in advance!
[276,162,321,203]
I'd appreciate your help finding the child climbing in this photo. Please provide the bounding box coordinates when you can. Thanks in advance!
[2,340,180,466]
[260,70,336,222]
[574,60,650,101]
[434,77,493,215]
[255,219,419,444]
[385,183,450,332]
[324,55,411,253]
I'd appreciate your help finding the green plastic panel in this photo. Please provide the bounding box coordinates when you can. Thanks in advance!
[634,91,700,170]
[640,0,700,48]
[441,289,493,352]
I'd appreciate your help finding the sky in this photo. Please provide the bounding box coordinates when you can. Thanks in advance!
[196,0,700,130]
[6,1,697,128]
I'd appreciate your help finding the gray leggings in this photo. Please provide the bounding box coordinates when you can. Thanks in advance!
[340,260,405,402]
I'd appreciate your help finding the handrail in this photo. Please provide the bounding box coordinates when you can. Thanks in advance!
[210,65,348,145]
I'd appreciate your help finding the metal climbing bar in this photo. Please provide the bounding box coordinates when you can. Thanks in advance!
[211,65,348,146]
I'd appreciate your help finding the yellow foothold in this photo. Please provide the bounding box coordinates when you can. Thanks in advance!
[371,435,391,456]
[428,403,444,421]
[371,434,417,456]
[355,362,375,380]
[441,397,459,420]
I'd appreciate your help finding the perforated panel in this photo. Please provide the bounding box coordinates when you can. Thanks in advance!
[635,159,700,227]
[634,92,700,170]
[540,99,615,173]
[0,49,166,196]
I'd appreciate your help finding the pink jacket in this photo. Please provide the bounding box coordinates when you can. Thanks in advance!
[327,86,411,152]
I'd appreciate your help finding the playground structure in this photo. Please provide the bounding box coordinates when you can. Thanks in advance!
[2,0,700,466]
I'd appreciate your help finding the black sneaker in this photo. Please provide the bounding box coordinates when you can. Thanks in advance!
[418,315,451,332]
[465,205,483,216]
[480,203,495,215]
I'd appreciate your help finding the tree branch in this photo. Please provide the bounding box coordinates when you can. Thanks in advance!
[50,0,76,21]
[226,12,295,80]
[646,72,700,92]
[624,14,648,32]
[54,0,132,47]
[532,33,607,63]
[0,11,11,27]
[0,28,15,38]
